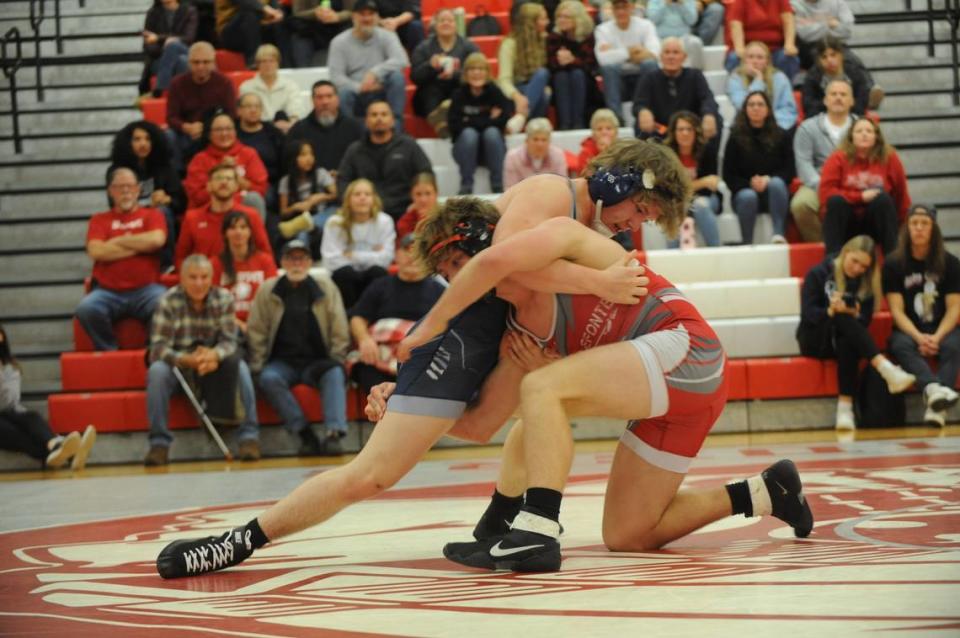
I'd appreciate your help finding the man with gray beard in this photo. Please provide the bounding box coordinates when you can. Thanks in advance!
[285,80,365,173]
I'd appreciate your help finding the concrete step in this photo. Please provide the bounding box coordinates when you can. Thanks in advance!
[849,20,952,46]
[0,0,150,14]
[0,160,110,188]
[848,0,914,13]
[878,92,960,117]
[27,34,142,58]
[0,83,140,109]
[5,107,140,136]
[854,41,956,67]
[0,219,90,252]
[0,250,91,282]
[2,317,74,352]
[0,61,143,87]
[939,207,960,237]
[907,175,960,204]
[18,357,61,387]
[0,12,145,38]
[0,282,85,317]
[0,189,105,220]
[0,134,114,158]
[899,146,960,175]
[871,66,958,92]
[882,118,960,146]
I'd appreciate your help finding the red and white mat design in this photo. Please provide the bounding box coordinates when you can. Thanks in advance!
[2,446,959,637]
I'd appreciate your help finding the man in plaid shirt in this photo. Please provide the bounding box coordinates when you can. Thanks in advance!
[146,253,261,466]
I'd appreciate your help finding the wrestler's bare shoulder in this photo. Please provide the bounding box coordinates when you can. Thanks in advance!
[494,175,578,236]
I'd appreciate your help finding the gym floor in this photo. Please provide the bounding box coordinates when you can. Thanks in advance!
[1,426,958,637]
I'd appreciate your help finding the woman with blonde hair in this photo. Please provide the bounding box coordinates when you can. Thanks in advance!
[548,0,600,130]
[321,178,396,307]
[797,234,915,430]
[497,2,551,133]
[820,118,910,255]
[449,52,513,194]
[727,41,797,131]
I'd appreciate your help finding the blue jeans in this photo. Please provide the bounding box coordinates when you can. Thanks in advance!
[339,70,407,133]
[75,284,166,350]
[599,60,657,124]
[516,67,551,119]
[725,48,799,81]
[889,328,960,391]
[452,126,506,193]
[696,2,725,45]
[258,359,347,435]
[552,67,587,130]
[151,40,188,93]
[157,204,176,270]
[667,193,721,248]
[146,358,260,448]
[732,177,788,244]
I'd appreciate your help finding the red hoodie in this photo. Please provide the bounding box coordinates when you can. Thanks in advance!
[183,142,269,209]
[818,149,911,222]
[174,203,274,271]
[577,136,601,175]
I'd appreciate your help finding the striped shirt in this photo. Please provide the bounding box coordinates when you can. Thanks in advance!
[149,285,238,366]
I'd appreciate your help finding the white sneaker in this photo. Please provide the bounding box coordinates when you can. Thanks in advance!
[835,403,856,431]
[878,363,915,394]
[680,217,697,250]
[923,407,946,428]
[45,431,81,469]
[505,113,527,135]
[771,234,787,244]
[71,424,97,471]
[925,382,959,412]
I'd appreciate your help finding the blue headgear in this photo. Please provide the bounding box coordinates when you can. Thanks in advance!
[587,166,657,206]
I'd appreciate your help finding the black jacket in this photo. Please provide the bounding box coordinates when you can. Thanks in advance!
[286,111,365,172]
[800,255,874,329]
[143,3,198,58]
[632,68,720,127]
[336,133,433,219]
[721,125,795,194]
[448,82,513,139]
[802,59,872,117]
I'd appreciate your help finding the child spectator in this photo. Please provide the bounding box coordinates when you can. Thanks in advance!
[277,141,338,243]
[396,173,440,242]
[578,108,620,170]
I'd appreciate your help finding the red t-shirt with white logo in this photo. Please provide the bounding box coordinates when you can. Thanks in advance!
[86,207,166,291]
[211,251,278,321]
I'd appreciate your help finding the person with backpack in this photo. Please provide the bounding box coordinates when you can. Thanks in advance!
[797,234,915,430]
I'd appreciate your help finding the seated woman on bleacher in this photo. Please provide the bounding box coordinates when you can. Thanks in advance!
[183,111,270,220]
[409,8,479,137]
[449,53,513,195]
[663,110,721,248]
[139,0,197,99]
[395,172,440,242]
[211,211,279,335]
[503,117,569,189]
[0,325,97,471]
[802,35,880,119]
[548,0,601,130]
[577,108,619,170]
[722,90,794,245]
[819,118,911,256]
[797,235,915,430]
[238,44,304,133]
[321,178,396,308]
[497,2,552,134]
[109,120,185,271]
[727,41,797,131]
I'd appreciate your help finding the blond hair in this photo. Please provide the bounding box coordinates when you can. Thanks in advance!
[509,3,547,81]
[833,234,881,302]
[554,0,594,41]
[461,51,491,83]
[333,178,384,248]
[737,41,776,101]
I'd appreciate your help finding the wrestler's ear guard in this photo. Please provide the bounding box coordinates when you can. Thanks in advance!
[587,167,657,206]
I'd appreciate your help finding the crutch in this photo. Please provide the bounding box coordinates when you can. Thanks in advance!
[172,365,233,461]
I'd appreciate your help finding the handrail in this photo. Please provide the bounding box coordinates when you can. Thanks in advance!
[1,27,24,154]
[950,0,960,105]
[28,0,45,101]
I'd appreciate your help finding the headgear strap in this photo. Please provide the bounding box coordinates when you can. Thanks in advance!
[587,166,658,206]
[428,218,496,257]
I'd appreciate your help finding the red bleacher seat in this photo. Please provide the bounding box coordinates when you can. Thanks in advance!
[788,243,825,278]
[73,317,148,352]
[745,357,838,399]
[421,0,511,17]
[425,11,511,34]
[226,70,257,92]
[215,49,247,72]
[140,97,166,126]
[405,114,438,138]
[61,350,147,391]
[471,35,503,57]
[727,359,748,400]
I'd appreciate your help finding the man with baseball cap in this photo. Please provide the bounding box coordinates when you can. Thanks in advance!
[327,0,410,132]
[247,239,351,455]
[883,204,960,427]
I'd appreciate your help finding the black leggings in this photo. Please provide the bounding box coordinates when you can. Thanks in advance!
[823,192,899,255]
[0,408,55,461]
[332,265,388,310]
[797,313,880,396]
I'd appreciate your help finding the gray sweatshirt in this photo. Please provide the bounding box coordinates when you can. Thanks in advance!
[790,0,854,43]
[793,112,855,190]
[328,27,409,93]
[0,364,24,412]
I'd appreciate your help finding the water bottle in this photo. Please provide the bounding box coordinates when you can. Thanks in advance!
[321,0,331,9]
[453,7,466,36]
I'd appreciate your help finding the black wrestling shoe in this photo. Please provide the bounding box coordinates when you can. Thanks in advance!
[156,526,255,579]
[762,459,814,538]
[444,529,561,572]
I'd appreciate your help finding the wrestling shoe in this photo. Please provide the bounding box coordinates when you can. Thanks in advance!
[762,459,814,538]
[444,528,561,572]
[156,526,256,579]
[472,506,564,540]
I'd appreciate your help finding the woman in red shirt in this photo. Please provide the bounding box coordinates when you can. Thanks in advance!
[819,118,910,256]
[211,211,278,334]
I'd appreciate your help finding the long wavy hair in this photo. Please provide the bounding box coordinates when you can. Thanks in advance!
[218,211,258,286]
[333,178,384,248]
[736,41,776,101]
[109,120,171,174]
[282,140,320,210]
[664,111,706,162]
[731,90,784,153]
[553,0,593,41]
[833,234,881,302]
[838,118,893,165]
[0,323,18,370]
[510,3,547,81]
[889,205,947,278]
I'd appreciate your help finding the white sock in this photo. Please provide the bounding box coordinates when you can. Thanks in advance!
[747,475,772,517]
[877,358,895,375]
